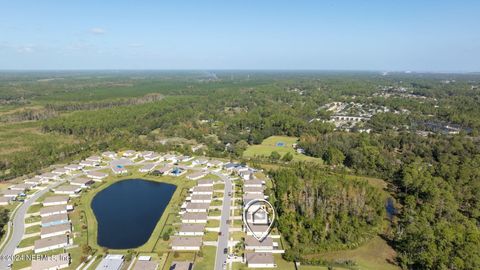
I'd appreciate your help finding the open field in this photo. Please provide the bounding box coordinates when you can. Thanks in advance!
[243,136,323,163]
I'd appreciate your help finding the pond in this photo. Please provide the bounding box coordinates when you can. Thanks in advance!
[91,179,176,249]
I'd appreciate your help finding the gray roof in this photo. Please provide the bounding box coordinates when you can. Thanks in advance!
[191,186,213,193]
[42,213,69,224]
[133,260,158,270]
[245,252,275,264]
[95,255,124,270]
[179,224,205,233]
[190,194,212,201]
[244,236,273,247]
[197,179,214,185]
[54,185,81,192]
[34,235,68,250]
[243,186,265,193]
[40,205,67,215]
[185,203,210,210]
[70,177,94,185]
[181,212,208,221]
[171,237,202,247]
[41,223,71,236]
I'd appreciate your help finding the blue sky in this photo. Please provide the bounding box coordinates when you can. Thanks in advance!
[0,1,479,71]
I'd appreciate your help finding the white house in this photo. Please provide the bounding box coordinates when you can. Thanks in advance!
[9,183,34,192]
[184,203,210,213]
[34,235,69,253]
[86,171,109,181]
[192,158,208,166]
[190,186,213,195]
[112,166,128,175]
[144,153,161,161]
[64,164,83,172]
[2,189,21,199]
[52,185,82,196]
[171,237,202,251]
[102,151,117,159]
[70,177,94,188]
[40,172,60,181]
[207,160,224,168]
[244,236,274,251]
[25,176,43,185]
[79,160,99,167]
[139,164,156,173]
[52,168,69,175]
[244,179,264,188]
[31,253,70,270]
[186,171,207,180]
[123,150,138,159]
[86,156,102,163]
[43,196,69,207]
[197,179,214,187]
[190,194,212,204]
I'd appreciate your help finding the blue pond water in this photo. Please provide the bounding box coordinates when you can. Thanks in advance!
[91,179,176,249]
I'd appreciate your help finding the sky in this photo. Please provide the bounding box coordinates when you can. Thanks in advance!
[0,1,479,71]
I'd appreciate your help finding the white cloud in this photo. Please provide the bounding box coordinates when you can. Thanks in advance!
[16,45,35,53]
[90,27,106,35]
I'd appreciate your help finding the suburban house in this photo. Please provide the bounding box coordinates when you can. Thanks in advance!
[41,213,69,227]
[40,172,60,181]
[192,158,208,166]
[95,254,124,270]
[163,154,178,163]
[0,197,11,206]
[190,186,213,195]
[123,150,138,159]
[40,223,71,239]
[169,261,193,270]
[139,163,156,173]
[1,189,21,199]
[240,171,254,181]
[243,186,265,194]
[181,212,208,224]
[43,196,69,207]
[186,171,207,180]
[177,156,194,162]
[102,151,117,159]
[25,176,43,185]
[245,252,275,268]
[144,153,161,161]
[133,257,158,270]
[139,151,154,157]
[244,236,274,251]
[243,193,265,205]
[184,203,210,213]
[40,205,67,217]
[207,160,224,168]
[197,179,214,187]
[86,156,102,163]
[86,171,108,181]
[64,164,83,172]
[153,165,172,175]
[178,224,205,236]
[70,177,94,188]
[9,183,34,192]
[52,168,69,175]
[244,179,265,188]
[246,224,271,236]
[31,253,70,270]
[52,185,82,196]
[189,194,212,204]
[111,166,128,175]
[79,160,99,167]
[171,237,202,251]
[223,163,238,172]
[34,235,69,253]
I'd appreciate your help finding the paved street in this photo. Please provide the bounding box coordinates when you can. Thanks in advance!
[0,179,67,269]
[214,172,233,270]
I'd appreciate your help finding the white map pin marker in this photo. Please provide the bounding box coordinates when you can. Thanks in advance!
[243,199,275,241]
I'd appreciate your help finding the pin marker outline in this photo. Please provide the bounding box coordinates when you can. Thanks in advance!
[243,199,275,241]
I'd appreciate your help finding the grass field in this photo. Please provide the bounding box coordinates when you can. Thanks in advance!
[243,136,322,163]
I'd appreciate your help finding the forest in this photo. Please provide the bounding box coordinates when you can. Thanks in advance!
[1,71,480,269]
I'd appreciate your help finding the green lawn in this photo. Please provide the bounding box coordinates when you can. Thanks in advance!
[25,225,41,234]
[192,246,216,270]
[243,136,322,163]
[27,203,42,214]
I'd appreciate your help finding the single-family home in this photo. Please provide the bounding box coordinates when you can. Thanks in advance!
[170,167,186,176]
[186,171,207,180]
[139,151,154,158]
[52,168,69,175]
[196,179,214,187]
[25,176,43,185]
[133,258,158,270]
[34,235,69,253]
[40,223,71,239]
[178,224,205,236]
[139,163,156,173]
[177,156,194,162]
[163,154,178,163]
[189,194,212,204]
[171,237,202,251]
[240,171,254,181]
[86,156,102,163]
[207,160,224,168]
[244,179,265,188]
[64,164,83,172]
[43,196,69,207]
[40,172,60,181]
[144,153,161,161]
[246,224,271,237]
[170,261,193,270]
[41,213,69,227]
[31,253,70,270]
[152,165,172,175]
[190,186,213,195]
[102,151,117,159]
[0,197,11,206]
[245,252,275,268]
[70,177,94,188]
[9,183,34,192]
[2,189,21,199]
[192,158,208,166]
[244,236,274,251]
[52,185,82,196]
[243,193,265,206]
[111,166,128,175]
[95,255,124,270]
[184,203,210,213]
[123,150,138,159]
[86,171,109,181]
[181,212,208,224]
[40,205,67,217]
[79,160,99,167]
